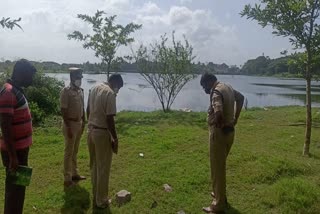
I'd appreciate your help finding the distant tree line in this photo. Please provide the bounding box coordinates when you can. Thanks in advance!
[3,54,317,77]
[0,59,242,74]
[0,60,101,74]
[240,54,302,76]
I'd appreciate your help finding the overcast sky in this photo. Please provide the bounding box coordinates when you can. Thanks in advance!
[0,0,293,66]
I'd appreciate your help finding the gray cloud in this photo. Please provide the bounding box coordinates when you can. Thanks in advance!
[179,0,193,4]
[133,5,239,63]
[0,0,247,65]
[138,2,162,14]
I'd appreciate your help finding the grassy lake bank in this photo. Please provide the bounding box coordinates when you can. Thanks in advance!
[0,106,320,213]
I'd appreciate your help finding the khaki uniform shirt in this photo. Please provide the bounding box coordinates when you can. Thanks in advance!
[60,85,84,121]
[208,82,242,127]
[88,83,116,129]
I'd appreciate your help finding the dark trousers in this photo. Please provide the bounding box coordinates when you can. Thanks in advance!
[1,147,29,214]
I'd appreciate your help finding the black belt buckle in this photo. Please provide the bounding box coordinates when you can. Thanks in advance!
[222,126,234,134]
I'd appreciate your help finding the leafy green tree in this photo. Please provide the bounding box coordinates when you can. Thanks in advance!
[266,57,289,75]
[0,17,22,30]
[241,55,270,75]
[135,32,196,112]
[68,10,142,79]
[241,0,320,156]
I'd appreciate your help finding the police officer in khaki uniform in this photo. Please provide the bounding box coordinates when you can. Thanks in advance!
[60,67,86,188]
[87,74,123,209]
[200,73,244,213]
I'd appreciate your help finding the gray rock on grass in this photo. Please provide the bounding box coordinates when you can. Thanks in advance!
[163,184,172,192]
[116,190,131,206]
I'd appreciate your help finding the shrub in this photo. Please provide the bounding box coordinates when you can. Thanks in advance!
[28,102,45,125]
[25,71,64,115]
[0,67,64,124]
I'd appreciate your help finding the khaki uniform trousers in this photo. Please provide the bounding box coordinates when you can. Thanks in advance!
[87,128,113,207]
[63,121,83,182]
[209,127,235,211]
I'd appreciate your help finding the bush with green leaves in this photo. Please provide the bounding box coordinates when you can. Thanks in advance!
[25,71,64,115]
[28,102,45,125]
[0,68,64,124]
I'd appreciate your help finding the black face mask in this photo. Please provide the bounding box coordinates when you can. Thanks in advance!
[204,87,211,94]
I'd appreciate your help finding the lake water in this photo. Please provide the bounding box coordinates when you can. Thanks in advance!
[47,73,320,112]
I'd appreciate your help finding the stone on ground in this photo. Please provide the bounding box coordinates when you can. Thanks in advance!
[163,184,173,192]
[116,190,131,206]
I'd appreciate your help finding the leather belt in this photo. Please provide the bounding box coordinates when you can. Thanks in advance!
[91,125,108,131]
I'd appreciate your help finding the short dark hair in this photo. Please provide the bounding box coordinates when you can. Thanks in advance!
[12,59,37,79]
[109,74,123,87]
[200,72,217,86]
[70,69,83,79]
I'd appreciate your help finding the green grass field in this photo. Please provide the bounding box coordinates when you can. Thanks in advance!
[1,106,320,214]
